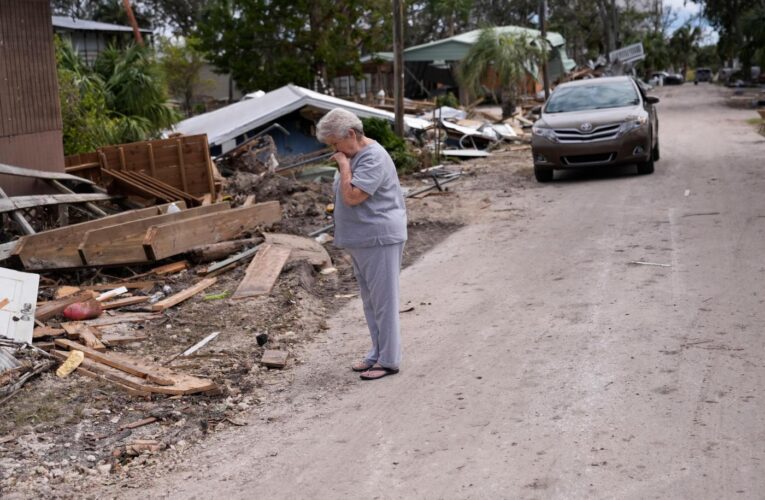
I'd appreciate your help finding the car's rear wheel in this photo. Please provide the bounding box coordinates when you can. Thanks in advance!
[534,166,553,182]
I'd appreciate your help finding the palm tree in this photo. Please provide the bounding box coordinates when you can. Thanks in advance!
[669,25,702,78]
[458,28,542,118]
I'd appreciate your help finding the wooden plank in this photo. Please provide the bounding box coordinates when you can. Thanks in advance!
[0,298,8,310]
[54,286,81,299]
[144,201,281,261]
[147,143,156,177]
[82,281,155,293]
[0,186,35,235]
[77,325,106,351]
[0,162,94,184]
[232,244,291,299]
[50,350,152,396]
[200,194,212,206]
[101,331,147,345]
[150,277,217,312]
[150,260,188,275]
[54,339,175,386]
[78,203,229,266]
[32,326,65,339]
[35,290,98,321]
[261,349,288,368]
[13,204,175,270]
[242,194,256,207]
[50,348,216,395]
[176,139,189,192]
[101,296,150,310]
[75,312,160,327]
[0,193,114,214]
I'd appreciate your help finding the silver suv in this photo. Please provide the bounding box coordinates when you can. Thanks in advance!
[531,76,660,182]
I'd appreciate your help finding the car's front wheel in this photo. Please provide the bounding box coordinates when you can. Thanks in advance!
[637,159,654,175]
[534,165,553,182]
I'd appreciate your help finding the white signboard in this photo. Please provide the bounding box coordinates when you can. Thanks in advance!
[0,267,40,343]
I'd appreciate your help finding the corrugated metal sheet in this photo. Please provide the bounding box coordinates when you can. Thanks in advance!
[51,15,151,33]
[172,84,431,156]
[0,0,63,138]
[0,346,20,375]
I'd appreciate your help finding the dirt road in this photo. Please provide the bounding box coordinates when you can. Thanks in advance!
[111,84,765,499]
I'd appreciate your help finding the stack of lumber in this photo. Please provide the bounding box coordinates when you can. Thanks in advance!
[10,200,281,270]
[103,169,201,207]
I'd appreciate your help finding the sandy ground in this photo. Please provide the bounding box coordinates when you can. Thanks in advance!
[9,83,765,499]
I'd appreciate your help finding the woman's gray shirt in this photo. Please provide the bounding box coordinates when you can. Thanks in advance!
[333,142,407,248]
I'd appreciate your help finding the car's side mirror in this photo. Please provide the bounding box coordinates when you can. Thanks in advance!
[645,95,660,104]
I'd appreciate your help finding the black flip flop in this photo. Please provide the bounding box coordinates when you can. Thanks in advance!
[359,366,399,380]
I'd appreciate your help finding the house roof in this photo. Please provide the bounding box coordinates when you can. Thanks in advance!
[403,26,567,62]
[52,15,152,34]
[172,84,430,153]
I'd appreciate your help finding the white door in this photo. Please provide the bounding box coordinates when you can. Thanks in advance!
[0,267,40,343]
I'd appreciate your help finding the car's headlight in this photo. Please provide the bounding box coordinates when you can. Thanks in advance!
[532,125,558,142]
[617,115,648,135]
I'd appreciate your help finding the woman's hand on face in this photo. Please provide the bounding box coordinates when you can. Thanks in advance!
[332,152,350,172]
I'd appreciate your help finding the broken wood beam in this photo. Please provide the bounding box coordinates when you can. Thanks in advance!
[0,193,114,214]
[0,186,35,235]
[150,260,188,275]
[100,296,150,310]
[261,349,288,369]
[143,201,281,261]
[150,277,217,312]
[13,203,180,270]
[78,203,229,266]
[54,339,175,386]
[231,244,291,299]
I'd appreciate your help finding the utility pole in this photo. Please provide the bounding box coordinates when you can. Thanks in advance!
[539,0,550,99]
[123,0,144,46]
[392,0,405,137]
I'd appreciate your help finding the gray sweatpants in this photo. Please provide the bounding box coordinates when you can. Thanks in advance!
[347,242,405,370]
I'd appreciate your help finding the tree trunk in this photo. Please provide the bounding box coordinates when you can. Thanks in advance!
[500,86,516,119]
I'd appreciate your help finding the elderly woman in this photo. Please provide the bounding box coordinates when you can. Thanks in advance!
[316,108,407,381]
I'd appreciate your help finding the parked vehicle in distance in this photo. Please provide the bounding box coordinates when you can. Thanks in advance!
[695,67,713,84]
[531,76,660,182]
[649,71,684,86]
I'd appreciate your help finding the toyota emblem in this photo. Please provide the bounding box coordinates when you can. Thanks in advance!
[580,122,593,132]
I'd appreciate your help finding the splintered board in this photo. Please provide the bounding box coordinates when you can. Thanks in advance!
[78,203,229,266]
[143,201,281,261]
[231,244,291,299]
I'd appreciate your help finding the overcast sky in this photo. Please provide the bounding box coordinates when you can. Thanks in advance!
[665,0,719,44]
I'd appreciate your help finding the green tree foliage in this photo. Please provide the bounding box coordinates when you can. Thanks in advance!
[694,0,765,73]
[361,117,418,173]
[158,37,208,117]
[55,37,181,154]
[196,0,391,93]
[457,28,541,118]
[669,25,702,76]
[51,0,154,27]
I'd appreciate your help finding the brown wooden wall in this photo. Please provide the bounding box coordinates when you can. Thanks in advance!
[65,135,217,198]
[0,0,64,195]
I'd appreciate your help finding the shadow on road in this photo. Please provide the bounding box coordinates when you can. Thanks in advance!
[550,164,648,183]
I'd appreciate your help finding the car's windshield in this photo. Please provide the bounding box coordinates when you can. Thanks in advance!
[545,81,640,113]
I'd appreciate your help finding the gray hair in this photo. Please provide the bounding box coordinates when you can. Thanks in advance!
[316,108,364,143]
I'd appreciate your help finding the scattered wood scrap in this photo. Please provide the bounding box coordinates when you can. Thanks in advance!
[50,344,217,395]
[33,326,65,339]
[150,260,188,275]
[150,277,217,312]
[100,296,149,310]
[231,244,291,299]
[261,349,288,369]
